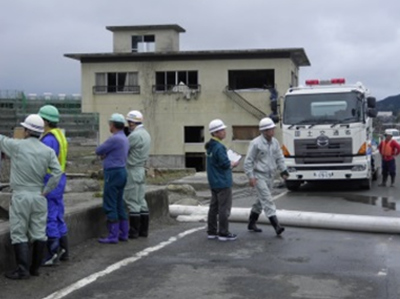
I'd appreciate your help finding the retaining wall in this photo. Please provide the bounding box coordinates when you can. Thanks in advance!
[0,188,169,273]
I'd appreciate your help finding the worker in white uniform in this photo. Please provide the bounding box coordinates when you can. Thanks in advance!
[244,117,289,236]
[123,110,151,239]
[0,114,62,280]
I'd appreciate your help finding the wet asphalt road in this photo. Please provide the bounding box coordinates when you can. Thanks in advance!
[2,176,400,299]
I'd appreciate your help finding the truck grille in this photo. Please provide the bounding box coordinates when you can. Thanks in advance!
[294,138,353,164]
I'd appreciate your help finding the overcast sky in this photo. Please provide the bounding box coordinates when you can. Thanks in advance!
[1,0,399,100]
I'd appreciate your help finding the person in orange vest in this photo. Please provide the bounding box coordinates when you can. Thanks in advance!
[378,130,400,187]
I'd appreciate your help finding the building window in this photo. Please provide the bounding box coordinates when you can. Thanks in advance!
[93,72,140,94]
[232,126,259,141]
[132,35,155,53]
[154,71,200,92]
[184,126,204,143]
[228,70,275,90]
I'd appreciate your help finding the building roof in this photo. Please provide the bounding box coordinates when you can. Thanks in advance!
[106,24,186,33]
[64,48,310,67]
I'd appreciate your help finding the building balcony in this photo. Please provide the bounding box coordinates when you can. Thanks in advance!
[152,84,201,93]
[93,85,141,94]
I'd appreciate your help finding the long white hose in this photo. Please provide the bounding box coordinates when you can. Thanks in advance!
[169,205,400,234]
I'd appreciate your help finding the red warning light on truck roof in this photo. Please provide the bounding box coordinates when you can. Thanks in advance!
[305,78,346,86]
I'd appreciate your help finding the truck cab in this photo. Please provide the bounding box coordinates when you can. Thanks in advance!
[281,78,378,190]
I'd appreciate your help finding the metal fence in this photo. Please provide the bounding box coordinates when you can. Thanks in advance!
[0,90,99,138]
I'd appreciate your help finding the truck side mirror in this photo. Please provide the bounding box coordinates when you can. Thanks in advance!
[367,97,376,108]
[270,113,280,124]
[367,108,377,118]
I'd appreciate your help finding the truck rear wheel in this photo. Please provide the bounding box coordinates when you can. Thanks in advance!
[285,181,301,191]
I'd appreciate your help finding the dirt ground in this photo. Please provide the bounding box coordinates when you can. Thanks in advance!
[0,140,194,185]
[0,141,101,183]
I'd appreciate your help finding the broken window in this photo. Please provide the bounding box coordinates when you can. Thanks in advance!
[155,71,199,92]
[132,35,155,53]
[228,69,275,90]
[232,126,260,140]
[184,126,204,143]
[94,72,139,94]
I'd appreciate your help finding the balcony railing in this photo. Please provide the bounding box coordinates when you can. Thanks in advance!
[93,85,141,94]
[152,84,201,93]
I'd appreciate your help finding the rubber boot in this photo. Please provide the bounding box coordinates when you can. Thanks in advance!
[139,212,149,238]
[59,235,69,261]
[5,242,30,280]
[390,176,395,187]
[129,214,140,239]
[98,221,119,244]
[119,220,129,241]
[30,240,46,276]
[248,211,263,233]
[43,237,60,266]
[379,175,388,187]
[269,215,285,236]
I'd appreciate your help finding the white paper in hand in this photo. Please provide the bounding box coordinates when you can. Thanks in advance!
[227,149,242,163]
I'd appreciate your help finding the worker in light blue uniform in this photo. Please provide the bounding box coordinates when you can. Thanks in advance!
[38,105,69,265]
[1,114,62,280]
[123,110,151,239]
[96,113,129,244]
[244,117,289,236]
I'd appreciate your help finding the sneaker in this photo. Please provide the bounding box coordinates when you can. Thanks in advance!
[43,253,59,267]
[207,234,218,240]
[218,233,237,241]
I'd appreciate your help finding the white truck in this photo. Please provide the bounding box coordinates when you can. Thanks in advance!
[281,78,378,190]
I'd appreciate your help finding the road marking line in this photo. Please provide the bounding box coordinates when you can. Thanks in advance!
[42,226,205,299]
[273,191,288,201]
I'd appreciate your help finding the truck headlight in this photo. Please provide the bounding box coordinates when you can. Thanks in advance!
[287,167,297,173]
[351,165,367,171]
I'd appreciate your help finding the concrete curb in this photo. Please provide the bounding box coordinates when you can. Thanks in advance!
[0,187,170,273]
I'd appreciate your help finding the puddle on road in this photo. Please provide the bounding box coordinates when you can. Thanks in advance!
[342,194,398,211]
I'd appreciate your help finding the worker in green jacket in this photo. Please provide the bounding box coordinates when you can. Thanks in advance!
[0,114,62,280]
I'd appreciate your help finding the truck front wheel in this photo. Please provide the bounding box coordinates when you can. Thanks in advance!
[360,178,372,190]
[285,181,302,191]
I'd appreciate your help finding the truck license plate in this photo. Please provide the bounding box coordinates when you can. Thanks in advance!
[314,171,333,178]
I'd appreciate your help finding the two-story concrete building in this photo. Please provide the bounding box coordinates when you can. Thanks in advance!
[65,24,310,171]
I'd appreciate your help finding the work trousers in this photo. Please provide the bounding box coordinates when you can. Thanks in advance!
[9,190,47,244]
[103,167,127,222]
[251,173,276,218]
[382,159,396,178]
[124,166,148,214]
[45,174,68,238]
[207,187,232,236]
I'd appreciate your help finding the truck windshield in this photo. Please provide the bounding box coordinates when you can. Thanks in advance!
[283,92,363,125]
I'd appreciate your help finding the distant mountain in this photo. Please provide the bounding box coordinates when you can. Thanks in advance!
[376,94,400,114]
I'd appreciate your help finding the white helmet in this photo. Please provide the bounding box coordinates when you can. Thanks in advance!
[259,117,276,131]
[20,114,44,133]
[384,129,394,136]
[209,119,227,133]
[126,110,143,123]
